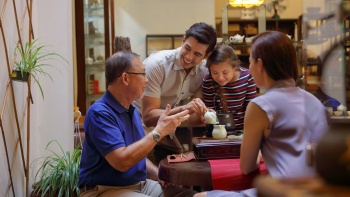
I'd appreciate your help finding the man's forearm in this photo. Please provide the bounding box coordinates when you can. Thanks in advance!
[106,133,157,172]
[143,106,184,127]
[143,108,164,127]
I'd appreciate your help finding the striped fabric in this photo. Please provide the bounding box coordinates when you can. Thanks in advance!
[202,67,257,131]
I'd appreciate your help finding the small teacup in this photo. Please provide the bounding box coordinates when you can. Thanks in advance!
[326,107,333,116]
[334,111,343,116]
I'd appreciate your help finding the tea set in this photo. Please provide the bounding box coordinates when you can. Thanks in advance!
[229,34,245,43]
[226,34,291,44]
[204,111,241,140]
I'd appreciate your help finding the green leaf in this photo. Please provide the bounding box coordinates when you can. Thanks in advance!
[31,140,81,197]
[13,39,68,100]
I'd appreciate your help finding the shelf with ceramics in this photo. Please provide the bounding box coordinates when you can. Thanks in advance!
[75,0,112,115]
[145,34,183,57]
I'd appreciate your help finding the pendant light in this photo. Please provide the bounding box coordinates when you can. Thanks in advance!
[228,0,264,8]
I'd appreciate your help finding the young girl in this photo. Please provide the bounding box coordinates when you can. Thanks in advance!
[202,45,257,131]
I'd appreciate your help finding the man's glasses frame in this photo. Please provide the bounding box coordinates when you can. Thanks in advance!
[125,72,146,76]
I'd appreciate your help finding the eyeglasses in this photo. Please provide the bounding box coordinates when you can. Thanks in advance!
[125,72,146,76]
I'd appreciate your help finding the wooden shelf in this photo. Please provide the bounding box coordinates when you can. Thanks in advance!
[216,18,299,39]
[146,34,183,57]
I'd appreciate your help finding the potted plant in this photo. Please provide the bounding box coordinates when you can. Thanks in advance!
[12,39,68,99]
[30,140,81,197]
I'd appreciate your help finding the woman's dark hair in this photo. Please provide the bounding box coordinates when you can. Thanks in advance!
[185,22,217,55]
[105,51,140,85]
[206,45,240,70]
[251,31,298,81]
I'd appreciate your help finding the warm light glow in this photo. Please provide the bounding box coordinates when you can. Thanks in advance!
[229,0,264,8]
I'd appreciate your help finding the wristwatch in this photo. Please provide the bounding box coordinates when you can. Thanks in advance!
[152,130,161,142]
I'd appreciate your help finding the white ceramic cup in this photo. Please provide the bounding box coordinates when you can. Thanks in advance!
[326,107,333,116]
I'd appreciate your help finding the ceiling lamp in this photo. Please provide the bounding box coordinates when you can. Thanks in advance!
[229,0,264,8]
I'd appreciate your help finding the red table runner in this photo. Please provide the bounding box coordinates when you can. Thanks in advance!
[208,159,268,190]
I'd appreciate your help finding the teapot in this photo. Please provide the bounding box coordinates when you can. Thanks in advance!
[204,111,218,137]
[204,111,217,124]
[229,34,245,43]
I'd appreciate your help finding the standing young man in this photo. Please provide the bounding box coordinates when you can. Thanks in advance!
[134,22,217,164]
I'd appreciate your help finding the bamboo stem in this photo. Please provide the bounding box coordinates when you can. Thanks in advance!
[26,1,33,196]
[0,12,27,177]
[1,0,34,196]
[0,0,8,24]
[0,82,16,197]
[0,125,15,197]
[26,78,31,197]
[12,0,24,54]
[25,0,34,39]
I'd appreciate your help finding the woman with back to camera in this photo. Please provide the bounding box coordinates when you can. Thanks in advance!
[194,31,328,197]
[202,45,257,132]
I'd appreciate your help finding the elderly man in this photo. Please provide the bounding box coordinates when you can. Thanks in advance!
[78,51,196,197]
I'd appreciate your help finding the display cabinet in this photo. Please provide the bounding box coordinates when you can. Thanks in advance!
[75,0,113,115]
[219,17,300,69]
[217,18,299,39]
[146,34,183,57]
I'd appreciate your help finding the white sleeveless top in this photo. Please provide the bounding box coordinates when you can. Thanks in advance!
[251,79,328,178]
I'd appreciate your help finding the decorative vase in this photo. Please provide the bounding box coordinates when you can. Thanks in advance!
[315,121,350,186]
[216,113,235,133]
[212,125,227,139]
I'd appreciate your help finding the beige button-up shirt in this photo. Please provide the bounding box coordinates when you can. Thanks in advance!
[134,47,208,113]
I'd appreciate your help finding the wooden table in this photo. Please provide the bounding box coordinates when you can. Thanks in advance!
[158,158,212,188]
[158,156,267,191]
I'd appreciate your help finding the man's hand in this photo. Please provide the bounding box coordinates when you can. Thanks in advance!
[182,98,208,123]
[154,104,190,137]
[183,98,207,117]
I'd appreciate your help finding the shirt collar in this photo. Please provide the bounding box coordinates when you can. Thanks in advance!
[103,90,135,114]
[174,47,183,71]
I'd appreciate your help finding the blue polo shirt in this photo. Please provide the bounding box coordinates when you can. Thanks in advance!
[78,90,146,187]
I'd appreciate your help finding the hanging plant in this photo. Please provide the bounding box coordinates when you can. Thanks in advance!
[12,39,68,99]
